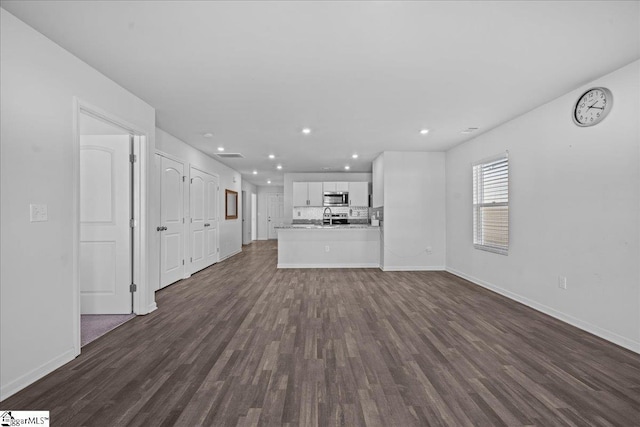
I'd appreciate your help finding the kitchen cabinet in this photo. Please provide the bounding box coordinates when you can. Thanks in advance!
[323,182,348,192]
[293,182,323,206]
[349,182,369,206]
[308,182,323,205]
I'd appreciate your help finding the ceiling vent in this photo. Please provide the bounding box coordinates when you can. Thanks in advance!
[216,153,245,159]
[461,127,479,134]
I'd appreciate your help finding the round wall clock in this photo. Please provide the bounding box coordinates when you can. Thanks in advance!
[573,87,612,127]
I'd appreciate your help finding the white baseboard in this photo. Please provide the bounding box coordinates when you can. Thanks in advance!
[278,263,380,269]
[219,249,242,262]
[382,265,445,271]
[143,302,157,315]
[0,347,77,401]
[446,267,640,354]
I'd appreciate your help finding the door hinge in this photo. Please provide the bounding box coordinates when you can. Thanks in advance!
[190,178,193,184]
[190,257,193,262]
[182,259,185,265]
[129,154,137,163]
[182,218,185,223]
[182,176,186,182]
[217,248,220,253]
[130,219,135,228]
[130,283,137,292]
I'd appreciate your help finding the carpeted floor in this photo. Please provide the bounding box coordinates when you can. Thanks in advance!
[81,314,136,347]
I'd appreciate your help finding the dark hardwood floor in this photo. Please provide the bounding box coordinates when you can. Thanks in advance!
[2,240,639,426]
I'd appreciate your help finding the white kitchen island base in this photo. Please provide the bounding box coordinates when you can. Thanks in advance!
[276,226,380,268]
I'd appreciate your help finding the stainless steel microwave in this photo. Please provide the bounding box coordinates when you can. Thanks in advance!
[323,192,349,207]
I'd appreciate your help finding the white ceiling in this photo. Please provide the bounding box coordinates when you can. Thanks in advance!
[2,1,639,186]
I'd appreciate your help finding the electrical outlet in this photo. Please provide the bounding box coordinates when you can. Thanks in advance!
[558,276,567,290]
[325,245,330,252]
[30,204,48,222]
[297,211,301,217]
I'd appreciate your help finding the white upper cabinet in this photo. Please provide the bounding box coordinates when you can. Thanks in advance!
[349,182,369,206]
[292,182,308,206]
[323,182,348,192]
[293,182,324,206]
[308,182,323,206]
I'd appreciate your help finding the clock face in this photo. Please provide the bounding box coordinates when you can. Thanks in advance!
[573,87,612,127]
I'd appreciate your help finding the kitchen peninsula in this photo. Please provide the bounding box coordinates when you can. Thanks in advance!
[275,224,380,268]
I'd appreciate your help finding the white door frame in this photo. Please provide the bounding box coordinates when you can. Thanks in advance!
[72,98,150,356]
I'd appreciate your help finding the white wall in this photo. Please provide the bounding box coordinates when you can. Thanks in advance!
[257,185,284,240]
[283,172,372,223]
[0,10,156,399]
[446,60,640,353]
[372,154,385,208]
[155,129,242,262]
[381,152,446,270]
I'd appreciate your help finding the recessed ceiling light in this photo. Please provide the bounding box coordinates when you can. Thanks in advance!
[203,133,213,138]
[268,154,275,159]
[276,165,282,170]
[352,154,358,159]
[252,170,257,175]
[217,147,224,151]
[302,128,311,135]
[462,127,479,134]
[344,165,350,170]
[267,180,271,184]
[420,129,429,135]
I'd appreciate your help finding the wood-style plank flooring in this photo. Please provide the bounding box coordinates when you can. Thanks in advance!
[2,241,640,426]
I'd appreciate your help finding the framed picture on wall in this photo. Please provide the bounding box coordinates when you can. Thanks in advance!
[225,189,238,219]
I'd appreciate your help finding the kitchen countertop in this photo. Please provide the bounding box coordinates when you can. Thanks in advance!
[275,224,379,230]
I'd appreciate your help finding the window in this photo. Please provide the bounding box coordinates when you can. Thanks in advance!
[473,153,509,255]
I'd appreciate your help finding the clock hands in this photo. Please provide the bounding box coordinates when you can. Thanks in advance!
[586,101,602,111]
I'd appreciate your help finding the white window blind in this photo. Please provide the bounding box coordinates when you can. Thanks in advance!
[473,153,509,255]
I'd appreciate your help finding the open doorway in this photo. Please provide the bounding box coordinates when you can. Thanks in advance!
[78,112,135,346]
[75,102,148,349]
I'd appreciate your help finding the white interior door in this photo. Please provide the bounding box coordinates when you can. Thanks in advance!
[251,193,257,241]
[159,155,185,288]
[204,173,219,266]
[267,193,284,239]
[190,167,219,273]
[80,135,132,314]
[242,191,250,245]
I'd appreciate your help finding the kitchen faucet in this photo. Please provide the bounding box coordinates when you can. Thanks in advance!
[323,207,332,225]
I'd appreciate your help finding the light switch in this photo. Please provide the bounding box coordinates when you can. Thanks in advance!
[30,204,48,222]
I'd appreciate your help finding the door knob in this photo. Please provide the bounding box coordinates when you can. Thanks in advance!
[204,223,210,227]
[157,226,163,231]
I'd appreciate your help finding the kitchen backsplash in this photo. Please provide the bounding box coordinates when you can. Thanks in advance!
[293,206,370,221]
